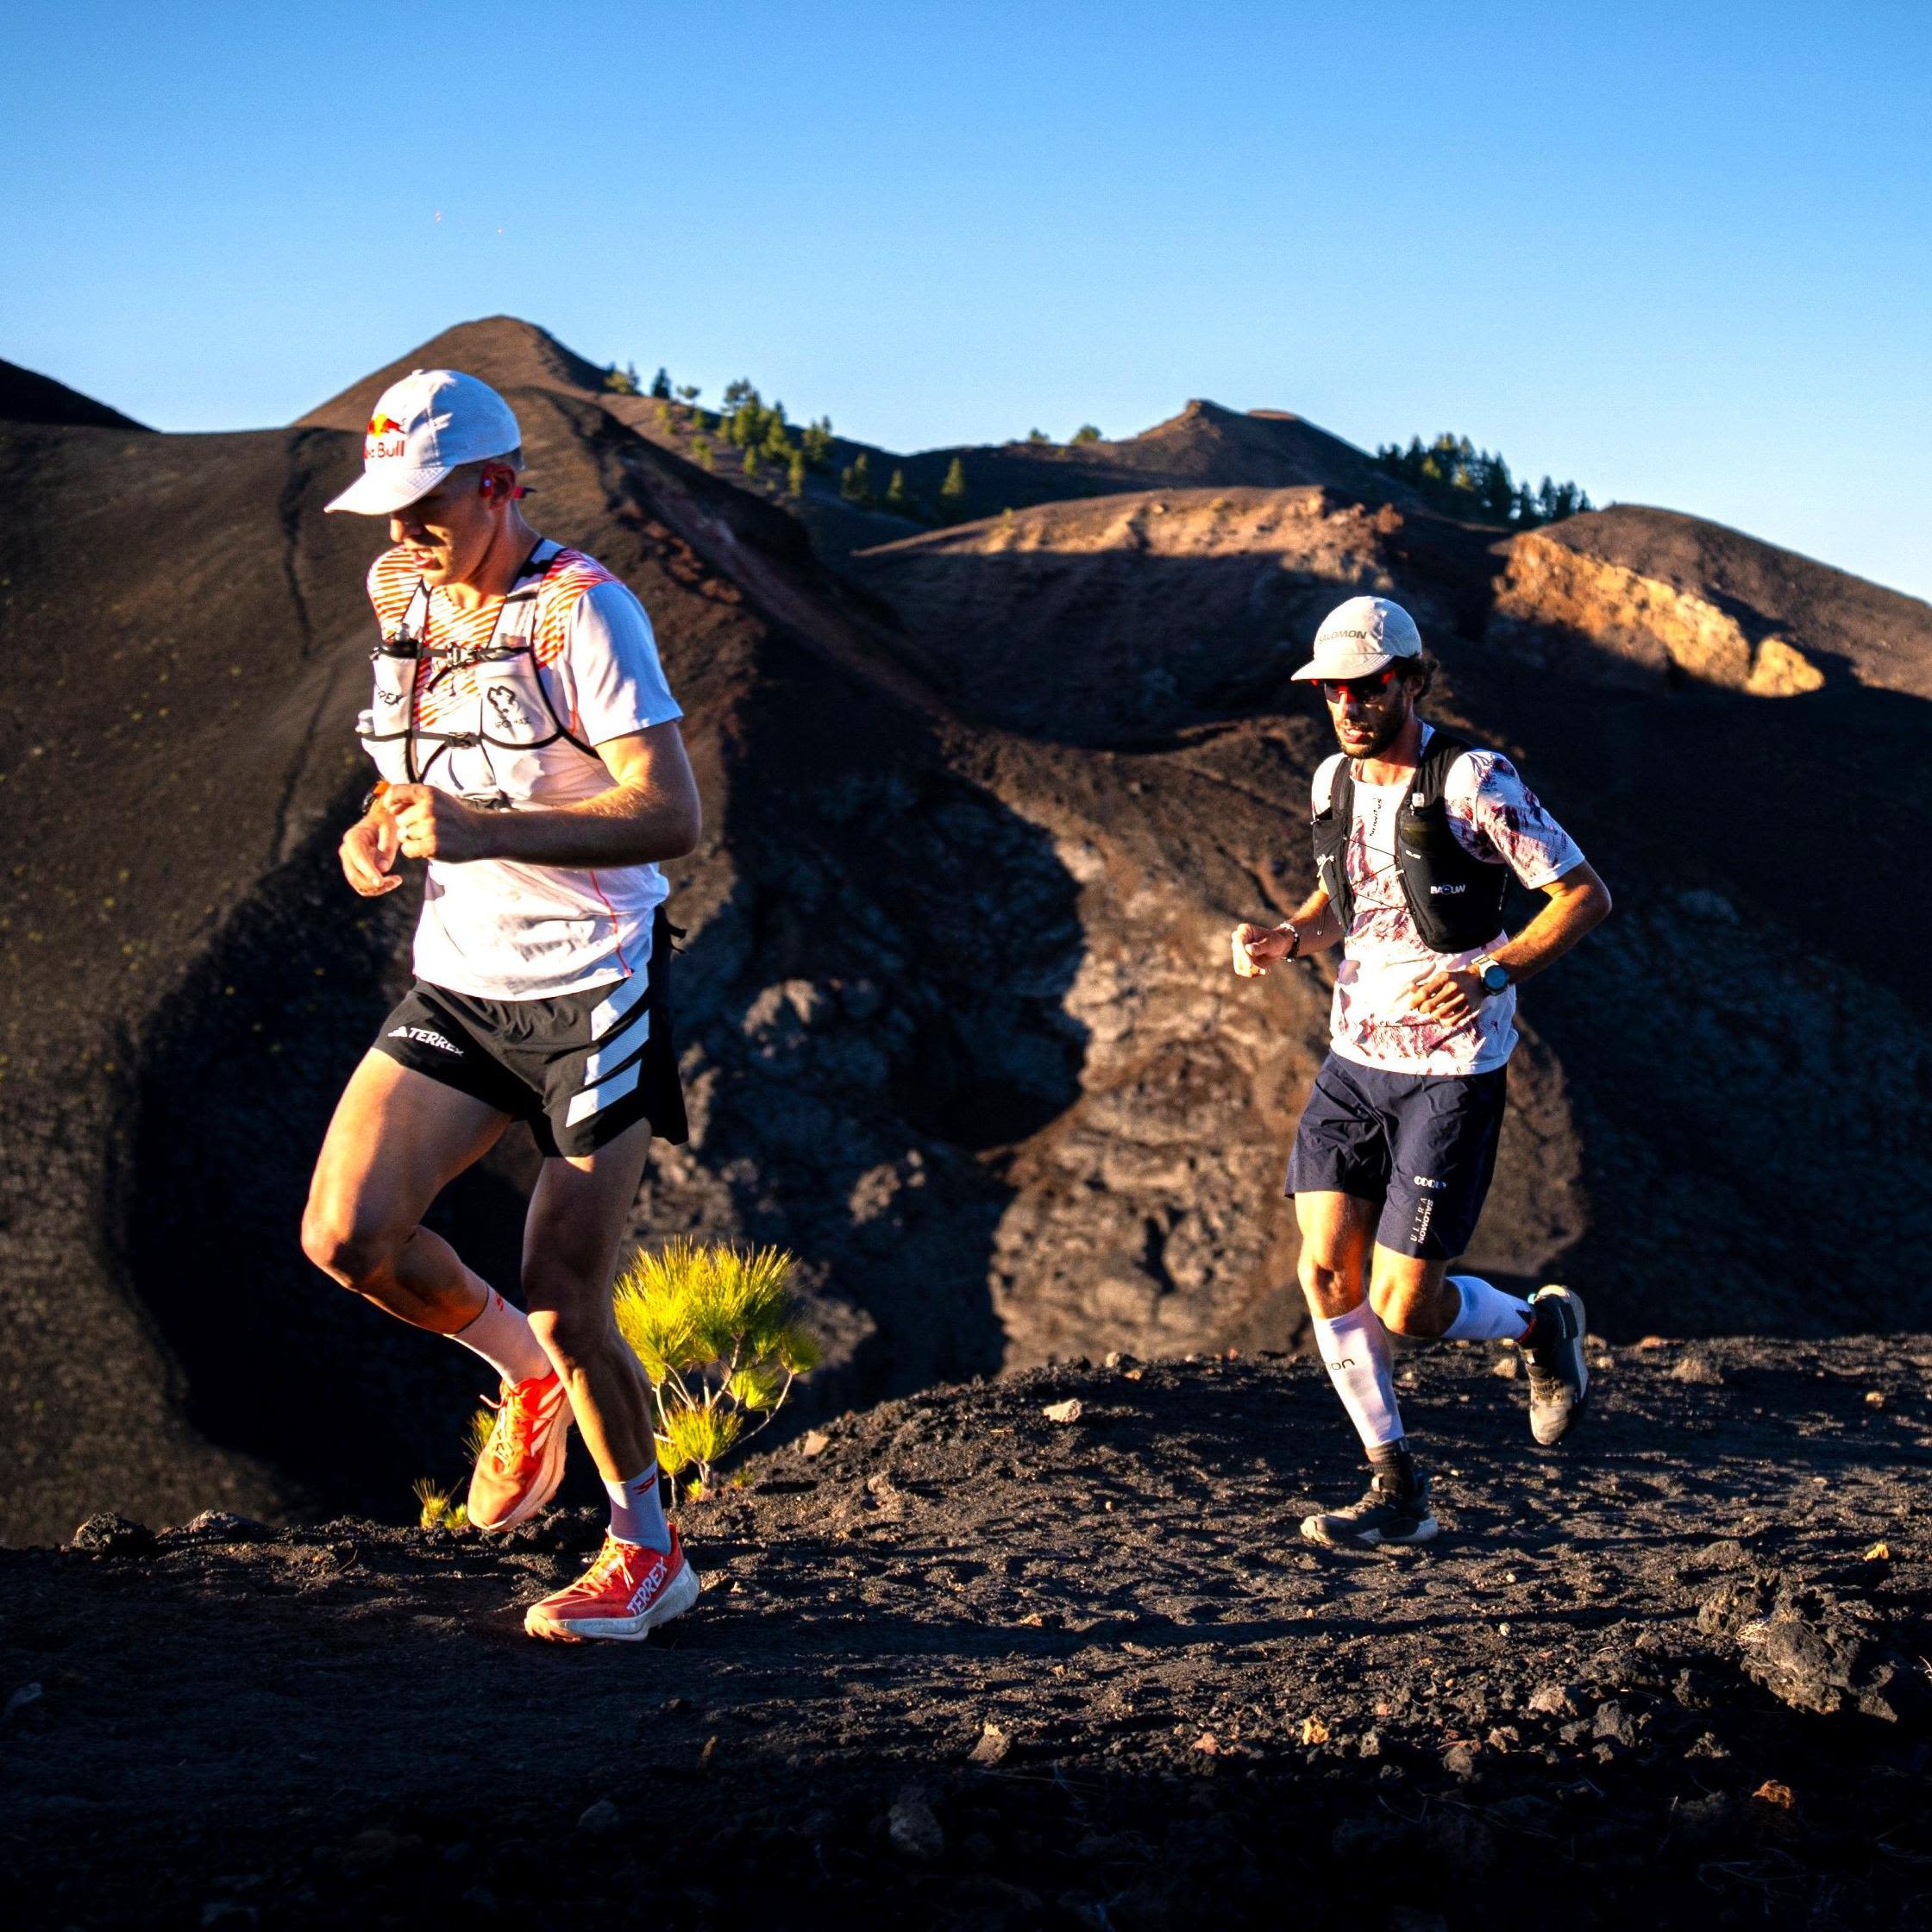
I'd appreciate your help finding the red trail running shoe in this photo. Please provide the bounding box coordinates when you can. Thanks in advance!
[467,1371,572,1533]
[524,1527,700,1642]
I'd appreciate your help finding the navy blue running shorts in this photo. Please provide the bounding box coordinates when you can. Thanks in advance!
[1285,1052,1507,1260]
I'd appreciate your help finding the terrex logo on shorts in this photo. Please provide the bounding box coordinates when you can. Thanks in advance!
[390,1024,459,1055]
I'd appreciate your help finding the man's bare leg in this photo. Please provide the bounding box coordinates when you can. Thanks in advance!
[301,1053,511,1333]
[1370,1244,1588,1445]
[521,1114,658,1494]
[1296,1190,1407,1450]
[521,1114,703,1641]
[302,1054,573,1531]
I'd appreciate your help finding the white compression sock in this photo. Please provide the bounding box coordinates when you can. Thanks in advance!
[1310,1303,1406,1452]
[605,1465,672,1553]
[1444,1275,1535,1342]
[451,1282,552,1385]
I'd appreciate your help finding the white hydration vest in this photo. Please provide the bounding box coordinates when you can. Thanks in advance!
[356,541,601,810]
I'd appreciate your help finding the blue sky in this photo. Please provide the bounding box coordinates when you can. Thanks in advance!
[6,3,1929,597]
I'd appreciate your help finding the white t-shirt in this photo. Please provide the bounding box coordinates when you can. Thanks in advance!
[360,543,683,1001]
[1312,723,1584,1076]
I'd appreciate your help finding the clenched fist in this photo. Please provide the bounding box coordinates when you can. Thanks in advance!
[383,784,494,863]
[1232,921,1295,978]
[339,810,403,896]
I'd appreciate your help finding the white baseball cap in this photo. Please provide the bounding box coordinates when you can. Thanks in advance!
[323,368,522,516]
[1289,595,1423,681]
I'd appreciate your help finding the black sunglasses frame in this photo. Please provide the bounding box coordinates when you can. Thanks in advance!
[1316,664,1402,704]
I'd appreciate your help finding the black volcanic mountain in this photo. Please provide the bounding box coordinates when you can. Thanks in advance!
[0,355,149,430]
[3,314,1929,1547]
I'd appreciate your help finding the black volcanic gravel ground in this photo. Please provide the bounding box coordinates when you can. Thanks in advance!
[3,1339,1930,1929]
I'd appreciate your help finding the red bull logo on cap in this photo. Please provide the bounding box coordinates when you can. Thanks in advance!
[365,411,410,461]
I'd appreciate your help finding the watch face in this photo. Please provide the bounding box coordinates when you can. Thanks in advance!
[1482,963,1509,992]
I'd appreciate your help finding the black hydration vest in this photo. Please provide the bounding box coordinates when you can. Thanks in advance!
[1312,731,1510,956]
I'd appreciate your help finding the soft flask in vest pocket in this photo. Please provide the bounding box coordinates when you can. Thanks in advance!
[1312,731,1511,956]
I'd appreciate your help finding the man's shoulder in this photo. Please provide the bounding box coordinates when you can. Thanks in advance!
[1439,742,1525,808]
[367,546,419,621]
[536,545,624,605]
[1312,750,1348,813]
[535,547,642,627]
[532,547,649,663]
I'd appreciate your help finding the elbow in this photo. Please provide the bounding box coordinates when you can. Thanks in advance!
[1590,878,1614,925]
[662,800,702,862]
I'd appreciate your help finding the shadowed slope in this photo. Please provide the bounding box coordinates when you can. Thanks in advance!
[0,350,1091,1541]
[852,480,1932,1340]
[0,356,149,430]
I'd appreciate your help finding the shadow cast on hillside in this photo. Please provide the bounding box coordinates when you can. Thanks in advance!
[665,621,1091,1402]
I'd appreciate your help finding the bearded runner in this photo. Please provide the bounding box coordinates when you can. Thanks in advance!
[1233,596,1612,1548]
[302,367,700,1640]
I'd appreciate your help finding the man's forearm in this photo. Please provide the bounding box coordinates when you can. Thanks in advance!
[1492,875,1611,985]
[483,784,701,868]
[1286,892,1343,957]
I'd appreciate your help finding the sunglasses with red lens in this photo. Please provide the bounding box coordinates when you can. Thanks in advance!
[1318,664,1400,704]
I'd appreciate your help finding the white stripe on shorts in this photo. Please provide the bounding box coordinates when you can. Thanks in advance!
[565,1057,642,1129]
[583,1005,649,1084]
[588,969,649,1042]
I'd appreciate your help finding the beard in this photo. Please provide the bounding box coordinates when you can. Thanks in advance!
[1334,695,1410,759]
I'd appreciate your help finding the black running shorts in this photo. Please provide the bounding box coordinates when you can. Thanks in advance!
[1285,1052,1507,1260]
[372,906,688,1158]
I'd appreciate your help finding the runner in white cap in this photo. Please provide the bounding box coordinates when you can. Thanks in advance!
[302,368,702,1639]
[1231,596,1613,1546]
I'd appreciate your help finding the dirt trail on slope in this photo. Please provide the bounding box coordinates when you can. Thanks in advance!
[4,1340,1928,1929]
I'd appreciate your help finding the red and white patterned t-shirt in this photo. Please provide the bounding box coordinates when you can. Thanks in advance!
[1312,723,1584,1076]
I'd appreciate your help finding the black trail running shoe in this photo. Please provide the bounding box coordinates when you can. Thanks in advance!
[1301,1449,1440,1549]
[1523,1285,1589,1445]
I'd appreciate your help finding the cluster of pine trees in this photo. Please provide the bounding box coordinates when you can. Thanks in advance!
[1373,434,1591,528]
[612,365,836,500]
[606,361,981,523]
[836,452,970,523]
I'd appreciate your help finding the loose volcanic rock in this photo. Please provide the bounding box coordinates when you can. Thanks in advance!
[1697,1571,1922,1723]
[66,1512,157,1556]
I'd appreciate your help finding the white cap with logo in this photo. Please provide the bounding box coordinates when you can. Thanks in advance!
[1289,595,1423,681]
[324,368,523,517]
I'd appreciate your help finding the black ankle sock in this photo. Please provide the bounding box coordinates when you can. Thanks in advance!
[1368,1442,1422,1496]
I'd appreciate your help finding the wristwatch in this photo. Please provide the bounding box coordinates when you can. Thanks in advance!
[1471,955,1512,996]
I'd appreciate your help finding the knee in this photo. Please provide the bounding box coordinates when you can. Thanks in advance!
[527,1287,618,1372]
[299,1201,401,1289]
[1297,1251,1363,1320]
[1370,1276,1444,1339]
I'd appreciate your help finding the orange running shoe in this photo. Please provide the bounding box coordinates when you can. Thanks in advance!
[467,1371,572,1533]
[523,1527,700,1642]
